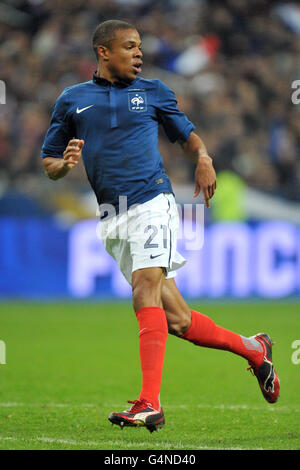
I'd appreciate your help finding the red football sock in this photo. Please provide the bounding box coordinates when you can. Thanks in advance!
[136,306,168,410]
[182,310,263,366]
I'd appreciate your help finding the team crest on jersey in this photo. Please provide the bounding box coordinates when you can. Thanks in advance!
[128,92,147,112]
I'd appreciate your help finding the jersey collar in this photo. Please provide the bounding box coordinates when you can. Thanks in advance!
[92,72,135,88]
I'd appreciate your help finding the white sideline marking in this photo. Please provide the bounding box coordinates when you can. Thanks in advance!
[0,436,101,447]
[0,435,262,451]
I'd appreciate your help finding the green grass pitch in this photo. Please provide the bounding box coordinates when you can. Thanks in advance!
[0,300,299,450]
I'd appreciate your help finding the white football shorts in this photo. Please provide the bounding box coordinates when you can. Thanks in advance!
[99,193,186,285]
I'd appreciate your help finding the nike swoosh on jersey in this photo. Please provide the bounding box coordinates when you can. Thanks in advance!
[150,253,163,259]
[76,105,94,114]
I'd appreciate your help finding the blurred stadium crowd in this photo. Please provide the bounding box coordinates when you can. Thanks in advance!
[0,0,300,218]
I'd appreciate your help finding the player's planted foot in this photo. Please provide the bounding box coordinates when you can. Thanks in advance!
[247,333,280,403]
[108,399,165,433]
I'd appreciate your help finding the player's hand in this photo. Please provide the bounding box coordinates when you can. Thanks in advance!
[193,155,217,209]
[63,139,84,170]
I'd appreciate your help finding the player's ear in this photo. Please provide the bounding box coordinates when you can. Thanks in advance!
[97,45,109,61]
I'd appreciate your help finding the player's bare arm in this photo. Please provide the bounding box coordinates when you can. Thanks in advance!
[42,139,84,180]
[179,131,217,208]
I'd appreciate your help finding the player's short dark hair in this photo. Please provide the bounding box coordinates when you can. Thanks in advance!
[92,20,136,61]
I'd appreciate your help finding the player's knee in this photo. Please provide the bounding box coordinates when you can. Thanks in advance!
[166,311,191,337]
[132,269,163,311]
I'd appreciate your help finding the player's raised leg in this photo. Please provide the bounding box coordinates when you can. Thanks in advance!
[162,278,280,403]
[108,267,166,432]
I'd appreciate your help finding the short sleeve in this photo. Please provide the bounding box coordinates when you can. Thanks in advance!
[156,80,195,143]
[41,89,73,158]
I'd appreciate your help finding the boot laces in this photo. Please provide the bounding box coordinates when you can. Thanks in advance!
[127,399,152,413]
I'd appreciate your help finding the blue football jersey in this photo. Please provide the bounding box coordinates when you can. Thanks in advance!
[41,73,195,215]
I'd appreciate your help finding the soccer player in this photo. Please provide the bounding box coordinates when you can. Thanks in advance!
[41,20,280,433]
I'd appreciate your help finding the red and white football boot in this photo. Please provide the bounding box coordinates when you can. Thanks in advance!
[108,399,165,433]
[247,333,280,403]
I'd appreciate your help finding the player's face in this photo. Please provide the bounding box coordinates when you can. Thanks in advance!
[100,29,143,83]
